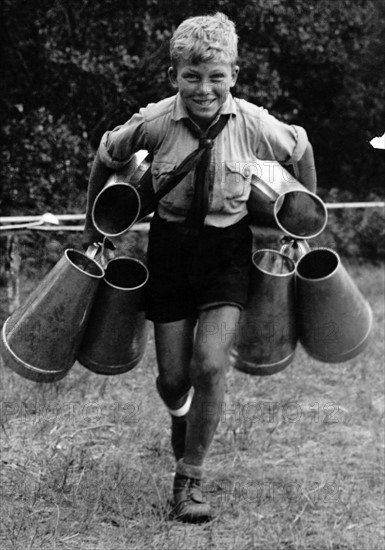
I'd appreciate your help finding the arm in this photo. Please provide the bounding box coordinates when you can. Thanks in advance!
[293,142,317,193]
[82,150,114,249]
[82,113,149,249]
[257,109,317,193]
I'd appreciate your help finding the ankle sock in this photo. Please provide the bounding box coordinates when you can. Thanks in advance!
[175,458,203,480]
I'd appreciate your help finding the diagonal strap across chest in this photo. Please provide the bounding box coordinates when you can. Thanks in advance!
[152,114,230,228]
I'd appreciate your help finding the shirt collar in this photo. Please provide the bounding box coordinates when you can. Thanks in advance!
[172,92,237,122]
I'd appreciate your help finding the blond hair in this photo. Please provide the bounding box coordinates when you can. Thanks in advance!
[170,13,238,67]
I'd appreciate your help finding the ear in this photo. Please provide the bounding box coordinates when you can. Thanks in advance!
[168,66,179,89]
[231,65,240,87]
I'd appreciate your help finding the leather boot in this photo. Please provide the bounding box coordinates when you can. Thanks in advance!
[172,459,214,523]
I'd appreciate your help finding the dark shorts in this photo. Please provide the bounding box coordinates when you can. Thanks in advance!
[145,212,252,323]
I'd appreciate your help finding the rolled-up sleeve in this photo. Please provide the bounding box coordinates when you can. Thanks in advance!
[98,111,149,170]
[258,109,309,164]
[290,125,309,162]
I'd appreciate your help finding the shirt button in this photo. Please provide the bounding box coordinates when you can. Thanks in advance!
[243,166,251,178]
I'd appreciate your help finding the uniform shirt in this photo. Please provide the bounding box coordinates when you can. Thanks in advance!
[98,93,308,227]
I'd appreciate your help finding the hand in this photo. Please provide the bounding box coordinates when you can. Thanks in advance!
[85,240,116,269]
[81,227,115,252]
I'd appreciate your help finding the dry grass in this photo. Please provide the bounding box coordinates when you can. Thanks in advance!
[0,259,384,550]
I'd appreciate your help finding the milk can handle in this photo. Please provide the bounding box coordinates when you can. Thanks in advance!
[86,242,101,259]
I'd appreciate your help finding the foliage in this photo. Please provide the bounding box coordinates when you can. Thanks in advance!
[1,107,91,214]
[315,188,385,261]
[1,0,384,217]
[0,228,148,282]
[233,0,385,193]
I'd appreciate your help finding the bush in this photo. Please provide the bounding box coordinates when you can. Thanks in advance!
[1,107,93,215]
[313,188,385,261]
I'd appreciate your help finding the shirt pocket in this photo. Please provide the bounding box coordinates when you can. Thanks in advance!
[152,160,194,215]
[217,161,251,213]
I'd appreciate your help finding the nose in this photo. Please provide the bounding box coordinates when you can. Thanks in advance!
[198,80,213,95]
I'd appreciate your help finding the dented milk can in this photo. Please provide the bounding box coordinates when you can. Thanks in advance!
[296,248,373,362]
[77,256,149,375]
[234,249,297,376]
[0,249,104,382]
[247,159,327,239]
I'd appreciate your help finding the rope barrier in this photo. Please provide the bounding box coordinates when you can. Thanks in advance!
[0,203,383,232]
[3,223,149,232]
[325,202,385,209]
[1,201,383,314]
[0,214,85,223]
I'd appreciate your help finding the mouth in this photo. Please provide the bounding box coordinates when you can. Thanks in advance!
[193,98,216,107]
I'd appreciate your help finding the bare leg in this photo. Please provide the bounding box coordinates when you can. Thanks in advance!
[169,305,240,522]
[154,317,195,460]
[184,305,240,466]
[154,317,195,406]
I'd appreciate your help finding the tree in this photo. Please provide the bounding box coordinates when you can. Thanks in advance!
[1,0,384,216]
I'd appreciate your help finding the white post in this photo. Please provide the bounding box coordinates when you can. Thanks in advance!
[5,234,21,313]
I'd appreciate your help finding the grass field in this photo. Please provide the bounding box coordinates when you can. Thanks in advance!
[0,257,384,550]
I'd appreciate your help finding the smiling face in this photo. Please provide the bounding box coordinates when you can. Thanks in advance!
[169,61,239,129]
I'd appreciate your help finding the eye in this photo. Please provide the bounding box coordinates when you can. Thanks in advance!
[210,73,225,82]
[184,73,200,82]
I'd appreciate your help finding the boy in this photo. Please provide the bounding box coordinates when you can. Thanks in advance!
[82,13,316,523]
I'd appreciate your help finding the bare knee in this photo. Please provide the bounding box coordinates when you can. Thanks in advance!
[191,305,240,386]
[158,372,190,403]
[154,319,194,402]
[190,351,226,386]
